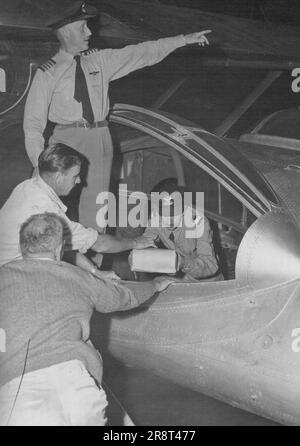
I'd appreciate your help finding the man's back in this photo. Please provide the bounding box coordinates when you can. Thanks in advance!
[0,259,103,388]
[0,256,158,389]
[0,174,98,266]
[0,178,60,266]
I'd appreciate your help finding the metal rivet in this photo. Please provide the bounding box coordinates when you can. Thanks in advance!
[262,335,273,349]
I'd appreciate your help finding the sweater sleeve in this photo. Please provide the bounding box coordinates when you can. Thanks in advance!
[88,277,157,313]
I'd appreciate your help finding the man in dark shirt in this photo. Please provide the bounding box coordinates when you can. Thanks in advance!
[144,178,220,281]
[0,213,172,426]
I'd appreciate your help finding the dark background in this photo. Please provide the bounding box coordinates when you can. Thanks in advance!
[159,0,300,25]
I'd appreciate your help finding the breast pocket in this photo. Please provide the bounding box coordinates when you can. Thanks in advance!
[54,76,75,101]
[89,71,101,90]
[88,72,103,106]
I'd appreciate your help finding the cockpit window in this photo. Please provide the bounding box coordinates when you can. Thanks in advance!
[110,106,280,216]
[256,109,300,139]
[194,130,279,206]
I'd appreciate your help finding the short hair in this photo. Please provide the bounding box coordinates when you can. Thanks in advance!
[19,213,64,257]
[151,178,187,217]
[38,143,82,175]
[152,178,186,196]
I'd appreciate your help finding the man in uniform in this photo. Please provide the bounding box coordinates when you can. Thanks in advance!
[24,1,211,230]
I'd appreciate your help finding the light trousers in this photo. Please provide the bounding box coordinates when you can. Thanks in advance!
[50,125,114,230]
[0,360,108,426]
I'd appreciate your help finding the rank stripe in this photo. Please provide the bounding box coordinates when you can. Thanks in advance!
[38,58,56,72]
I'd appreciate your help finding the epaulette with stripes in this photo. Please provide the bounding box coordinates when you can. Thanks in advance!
[81,48,100,56]
[38,58,56,72]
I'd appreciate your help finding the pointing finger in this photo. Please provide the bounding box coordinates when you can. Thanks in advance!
[199,30,212,36]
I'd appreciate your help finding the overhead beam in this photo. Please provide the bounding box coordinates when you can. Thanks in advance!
[201,57,300,71]
[214,70,282,137]
[151,77,187,109]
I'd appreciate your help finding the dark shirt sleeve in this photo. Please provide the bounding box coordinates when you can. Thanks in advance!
[88,276,157,313]
[180,217,219,279]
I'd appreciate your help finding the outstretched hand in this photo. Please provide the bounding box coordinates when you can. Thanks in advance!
[153,276,174,293]
[184,30,211,47]
[133,235,157,250]
[93,269,120,281]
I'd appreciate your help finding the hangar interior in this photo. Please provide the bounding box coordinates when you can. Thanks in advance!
[1,0,300,426]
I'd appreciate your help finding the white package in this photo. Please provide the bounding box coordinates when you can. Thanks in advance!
[130,248,178,273]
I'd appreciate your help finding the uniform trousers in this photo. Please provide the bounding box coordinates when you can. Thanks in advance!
[50,125,114,230]
[0,360,108,426]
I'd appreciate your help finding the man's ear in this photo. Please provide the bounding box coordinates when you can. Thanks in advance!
[55,171,63,185]
[56,26,69,44]
[55,243,63,261]
[60,25,70,41]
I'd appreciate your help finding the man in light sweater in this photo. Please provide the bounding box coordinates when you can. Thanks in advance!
[0,213,172,426]
[0,143,153,275]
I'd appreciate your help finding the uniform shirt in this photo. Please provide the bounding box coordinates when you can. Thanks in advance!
[144,210,219,280]
[24,35,187,166]
[0,258,157,388]
[0,175,98,267]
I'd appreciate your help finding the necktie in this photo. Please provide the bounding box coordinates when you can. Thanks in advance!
[73,55,95,124]
[169,232,175,243]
